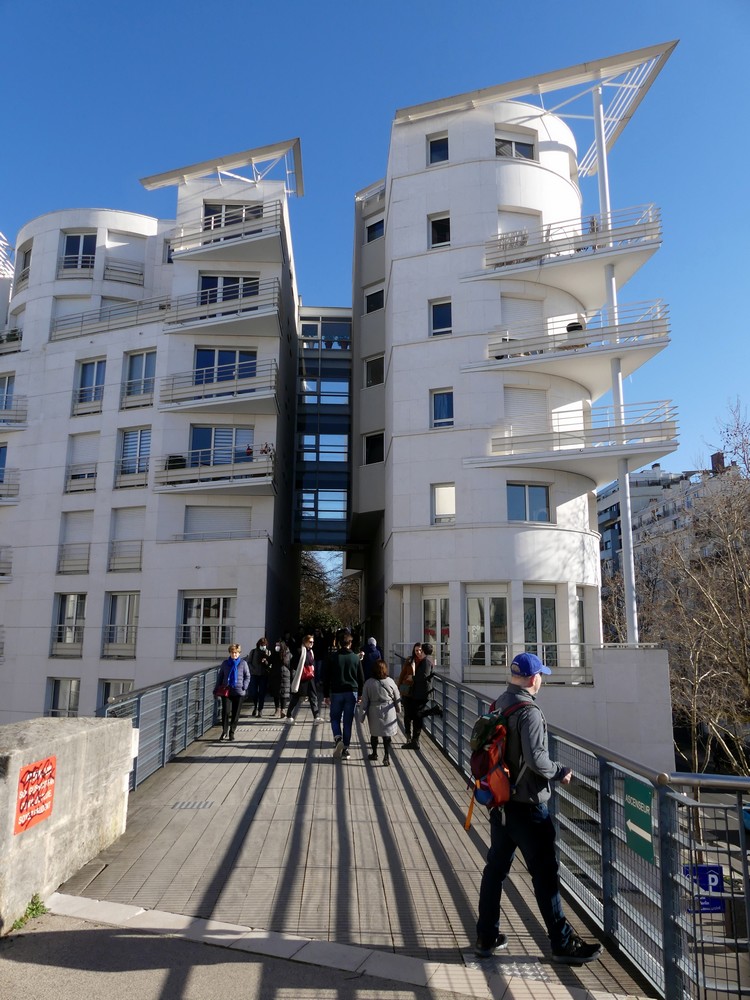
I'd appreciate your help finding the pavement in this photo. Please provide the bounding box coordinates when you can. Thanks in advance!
[0,706,657,1000]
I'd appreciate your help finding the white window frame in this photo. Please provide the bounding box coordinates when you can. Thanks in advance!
[495,127,536,161]
[430,298,452,336]
[73,358,106,415]
[431,483,455,525]
[427,132,449,166]
[46,677,81,717]
[122,350,156,406]
[429,213,451,249]
[365,218,384,243]
[507,482,551,522]
[364,285,384,314]
[431,389,454,428]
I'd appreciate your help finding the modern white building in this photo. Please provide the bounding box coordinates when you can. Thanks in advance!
[0,143,304,722]
[350,42,679,698]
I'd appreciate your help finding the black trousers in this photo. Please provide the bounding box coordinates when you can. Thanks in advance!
[287,679,319,719]
[220,694,244,735]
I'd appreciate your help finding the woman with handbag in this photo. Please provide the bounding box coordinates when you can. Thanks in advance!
[402,642,435,751]
[248,637,272,717]
[214,644,250,741]
[361,659,401,766]
[397,642,421,744]
[286,634,323,724]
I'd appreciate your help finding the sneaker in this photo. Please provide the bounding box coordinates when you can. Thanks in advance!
[333,739,345,759]
[313,716,324,724]
[403,741,415,750]
[383,758,390,767]
[285,716,296,725]
[219,733,227,741]
[474,934,508,957]
[368,751,378,760]
[228,732,235,741]
[341,748,351,759]
[551,935,602,965]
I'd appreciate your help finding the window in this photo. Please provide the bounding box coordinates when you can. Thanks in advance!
[99,678,133,710]
[428,133,449,165]
[366,219,384,243]
[62,233,96,271]
[199,274,259,312]
[179,594,236,652]
[74,359,106,414]
[109,507,144,571]
[203,203,263,234]
[365,288,384,314]
[365,355,384,388]
[301,376,348,405]
[58,510,93,574]
[300,490,347,520]
[364,432,384,465]
[432,484,455,524]
[195,348,256,387]
[183,505,252,541]
[46,677,80,717]
[429,214,451,248]
[467,595,508,668]
[103,592,139,657]
[430,299,452,336]
[119,428,151,478]
[17,245,31,286]
[431,390,454,428]
[495,132,535,160]
[507,483,550,522]
[423,596,449,664]
[123,350,156,404]
[302,433,347,462]
[66,432,99,492]
[524,595,557,667]
[51,593,86,656]
[190,426,253,466]
[0,374,14,411]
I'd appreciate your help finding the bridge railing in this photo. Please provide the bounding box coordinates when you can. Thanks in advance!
[425,673,750,1000]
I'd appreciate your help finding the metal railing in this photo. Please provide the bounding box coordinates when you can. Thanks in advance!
[0,330,23,353]
[0,469,20,499]
[159,358,278,407]
[57,542,91,574]
[167,201,283,254]
[57,254,96,277]
[108,540,143,571]
[485,204,661,269]
[64,463,97,493]
[0,545,11,577]
[463,642,593,685]
[50,278,281,340]
[101,665,219,789]
[154,452,274,488]
[103,256,145,284]
[425,673,750,1000]
[0,395,27,425]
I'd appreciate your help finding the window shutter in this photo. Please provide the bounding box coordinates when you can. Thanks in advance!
[184,506,252,540]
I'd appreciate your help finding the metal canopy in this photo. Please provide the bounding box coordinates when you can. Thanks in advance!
[139,138,304,196]
[394,41,678,177]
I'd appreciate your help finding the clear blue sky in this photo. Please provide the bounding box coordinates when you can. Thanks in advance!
[2,0,748,472]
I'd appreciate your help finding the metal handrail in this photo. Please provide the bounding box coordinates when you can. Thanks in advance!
[108,539,143,570]
[57,542,91,573]
[159,358,278,405]
[485,204,661,269]
[167,201,283,253]
[0,469,21,498]
[103,256,145,284]
[57,254,96,276]
[154,452,274,487]
[0,396,28,424]
[50,278,281,340]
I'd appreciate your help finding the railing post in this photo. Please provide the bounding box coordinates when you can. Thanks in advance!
[162,685,171,768]
[133,693,142,788]
[600,758,617,939]
[657,785,685,1000]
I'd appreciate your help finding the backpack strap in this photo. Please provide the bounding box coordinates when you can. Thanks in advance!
[500,701,538,789]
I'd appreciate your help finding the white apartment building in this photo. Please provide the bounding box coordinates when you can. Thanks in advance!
[0,143,303,723]
[351,42,679,693]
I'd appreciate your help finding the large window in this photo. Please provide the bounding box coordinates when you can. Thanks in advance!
[51,593,86,655]
[99,678,133,711]
[300,489,347,520]
[431,390,454,428]
[364,432,384,465]
[195,348,256,386]
[366,219,384,243]
[62,233,96,271]
[199,274,259,311]
[507,483,550,522]
[203,203,262,233]
[190,426,254,466]
[179,594,235,652]
[365,355,384,388]
[0,374,14,412]
[428,133,449,165]
[429,214,451,249]
[103,592,139,657]
[524,595,557,667]
[46,677,80,717]
[302,432,347,462]
[119,428,151,478]
[74,359,106,414]
[495,131,535,160]
[123,350,156,403]
[365,287,384,314]
[467,595,508,669]
[423,596,449,665]
[430,299,452,336]
[432,484,455,525]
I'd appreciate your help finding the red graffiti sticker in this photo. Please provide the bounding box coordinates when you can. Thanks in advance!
[14,756,56,835]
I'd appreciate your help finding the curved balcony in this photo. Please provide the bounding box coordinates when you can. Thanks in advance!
[154,450,275,495]
[465,401,679,486]
[480,205,661,309]
[464,301,670,401]
[167,201,285,263]
[50,279,282,341]
[159,359,278,414]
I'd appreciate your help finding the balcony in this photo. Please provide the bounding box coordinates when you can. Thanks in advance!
[463,642,593,686]
[466,401,678,486]
[108,540,143,572]
[466,301,670,401]
[167,202,284,262]
[114,462,149,490]
[120,377,154,410]
[0,545,11,579]
[481,205,661,309]
[64,463,97,493]
[176,624,236,661]
[159,359,278,414]
[50,279,282,341]
[103,256,144,285]
[0,395,28,428]
[56,254,96,279]
[0,329,22,354]
[0,469,20,501]
[71,387,103,417]
[57,543,90,574]
[102,625,138,659]
[15,267,29,292]
[154,451,274,494]
[50,625,84,658]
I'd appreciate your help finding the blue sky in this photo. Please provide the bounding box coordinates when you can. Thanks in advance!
[1,0,748,472]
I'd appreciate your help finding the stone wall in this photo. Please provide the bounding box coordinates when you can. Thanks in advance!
[0,717,135,933]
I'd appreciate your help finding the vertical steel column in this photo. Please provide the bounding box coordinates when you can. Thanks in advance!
[657,786,685,999]
[600,758,618,938]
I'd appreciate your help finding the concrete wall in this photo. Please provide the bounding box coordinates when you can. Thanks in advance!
[0,717,135,934]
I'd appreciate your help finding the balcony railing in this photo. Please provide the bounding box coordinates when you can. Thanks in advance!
[108,540,143,571]
[50,625,84,657]
[103,256,145,285]
[172,528,270,543]
[486,300,670,361]
[72,386,103,416]
[159,358,278,407]
[154,451,274,488]
[0,395,28,425]
[64,463,97,493]
[485,204,661,269]
[15,267,29,291]
[0,329,22,353]
[50,278,281,340]
[176,625,236,661]
[102,625,138,658]
[114,462,149,489]
[57,254,96,278]
[57,542,90,574]
[120,377,155,409]
[491,401,678,458]
[167,201,282,255]
[0,545,11,577]
[0,469,20,499]
[464,643,593,685]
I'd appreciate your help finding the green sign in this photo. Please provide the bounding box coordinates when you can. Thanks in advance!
[623,776,654,863]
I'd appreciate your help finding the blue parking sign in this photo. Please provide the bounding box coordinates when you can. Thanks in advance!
[683,864,725,914]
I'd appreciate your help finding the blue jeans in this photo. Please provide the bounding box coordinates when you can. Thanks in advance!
[476,801,573,949]
[329,690,357,747]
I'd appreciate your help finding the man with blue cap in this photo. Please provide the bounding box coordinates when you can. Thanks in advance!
[474,652,602,964]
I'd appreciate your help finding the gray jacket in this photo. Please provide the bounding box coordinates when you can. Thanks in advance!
[496,685,568,805]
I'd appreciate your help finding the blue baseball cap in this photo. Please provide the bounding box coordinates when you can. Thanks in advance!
[511,652,551,677]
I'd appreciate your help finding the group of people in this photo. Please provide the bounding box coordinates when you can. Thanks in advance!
[214,637,602,967]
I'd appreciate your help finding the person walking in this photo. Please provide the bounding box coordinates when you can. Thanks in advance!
[286,634,323,724]
[214,643,250,741]
[324,632,365,759]
[248,637,272,717]
[360,636,382,681]
[360,658,401,765]
[397,642,420,743]
[474,651,602,965]
[403,642,434,751]
[269,638,291,717]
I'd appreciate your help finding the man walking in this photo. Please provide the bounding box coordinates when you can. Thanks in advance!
[475,652,602,965]
[324,632,364,759]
